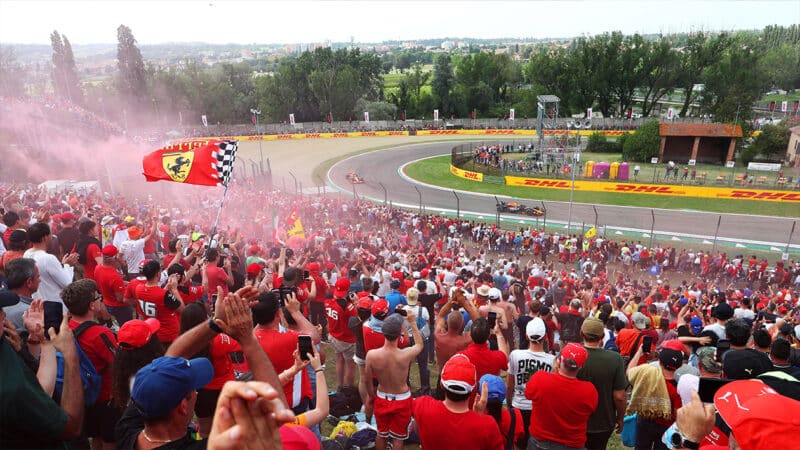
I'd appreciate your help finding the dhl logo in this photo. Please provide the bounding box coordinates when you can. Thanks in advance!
[725,191,800,201]
[519,179,571,188]
[428,130,459,134]
[611,185,684,195]
[333,133,349,138]
[387,131,406,136]
[276,134,293,140]
[360,132,378,136]
[484,130,517,135]
[304,133,321,138]
[463,172,480,179]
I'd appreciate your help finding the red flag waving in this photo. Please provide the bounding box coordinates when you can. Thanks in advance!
[142,139,238,187]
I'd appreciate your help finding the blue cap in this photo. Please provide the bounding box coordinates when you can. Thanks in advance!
[679,297,688,306]
[478,374,506,401]
[690,317,703,335]
[131,356,213,418]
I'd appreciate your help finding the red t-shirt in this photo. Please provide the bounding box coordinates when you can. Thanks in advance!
[178,284,205,304]
[69,320,117,403]
[412,396,503,450]
[311,275,327,302]
[324,298,357,343]
[143,232,156,255]
[124,277,145,303]
[163,254,190,270]
[254,328,312,407]
[525,371,598,448]
[363,324,409,357]
[83,243,101,280]
[457,342,508,379]
[206,265,229,296]
[94,265,126,307]
[134,283,182,343]
[500,408,525,449]
[205,333,237,390]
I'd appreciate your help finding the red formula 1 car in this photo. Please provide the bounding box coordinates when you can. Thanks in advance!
[345,171,365,184]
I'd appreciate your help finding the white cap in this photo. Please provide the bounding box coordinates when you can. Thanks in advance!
[488,287,502,300]
[526,318,546,341]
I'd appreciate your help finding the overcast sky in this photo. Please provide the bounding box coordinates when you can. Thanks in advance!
[0,0,797,45]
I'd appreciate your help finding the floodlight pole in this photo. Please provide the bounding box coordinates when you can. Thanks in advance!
[251,108,264,173]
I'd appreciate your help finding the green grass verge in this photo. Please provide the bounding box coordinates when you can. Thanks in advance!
[404,155,798,217]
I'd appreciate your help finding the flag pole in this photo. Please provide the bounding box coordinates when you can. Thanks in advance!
[208,139,238,244]
[210,183,229,244]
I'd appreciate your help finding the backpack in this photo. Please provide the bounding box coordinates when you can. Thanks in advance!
[603,330,619,352]
[55,321,115,406]
[328,385,362,418]
[416,305,429,341]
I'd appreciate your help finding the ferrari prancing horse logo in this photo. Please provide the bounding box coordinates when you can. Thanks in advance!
[162,151,194,183]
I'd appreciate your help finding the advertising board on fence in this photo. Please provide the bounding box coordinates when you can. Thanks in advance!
[747,162,782,172]
[504,176,799,202]
[449,165,484,182]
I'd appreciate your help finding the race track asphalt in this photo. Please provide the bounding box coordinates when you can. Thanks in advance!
[327,141,800,251]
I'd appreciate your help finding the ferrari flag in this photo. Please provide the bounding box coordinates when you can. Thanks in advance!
[142,139,237,187]
[285,209,305,239]
[584,226,597,239]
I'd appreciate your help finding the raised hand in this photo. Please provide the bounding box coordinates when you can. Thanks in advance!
[22,299,45,342]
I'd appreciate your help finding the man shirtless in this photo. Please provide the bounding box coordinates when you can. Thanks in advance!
[364,311,424,450]
[435,288,480,382]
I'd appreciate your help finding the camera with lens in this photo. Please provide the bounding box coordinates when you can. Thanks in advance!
[272,285,297,306]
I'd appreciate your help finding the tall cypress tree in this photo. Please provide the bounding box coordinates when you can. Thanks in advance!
[50,30,82,103]
[61,35,83,103]
[116,25,147,103]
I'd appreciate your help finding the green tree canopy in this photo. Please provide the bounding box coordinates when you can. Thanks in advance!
[622,119,661,162]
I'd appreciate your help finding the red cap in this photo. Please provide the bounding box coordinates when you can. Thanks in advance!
[325,262,335,270]
[441,354,476,394]
[118,319,160,349]
[60,212,76,222]
[247,245,261,256]
[357,297,373,310]
[560,343,588,370]
[333,278,350,298]
[661,339,686,354]
[278,425,320,450]
[102,244,118,258]
[371,299,389,317]
[420,268,430,278]
[306,262,320,273]
[715,379,800,450]
[246,263,263,276]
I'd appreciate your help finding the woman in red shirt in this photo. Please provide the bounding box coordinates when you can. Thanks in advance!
[478,374,525,449]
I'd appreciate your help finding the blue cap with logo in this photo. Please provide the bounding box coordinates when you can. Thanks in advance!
[131,356,213,418]
[478,374,507,401]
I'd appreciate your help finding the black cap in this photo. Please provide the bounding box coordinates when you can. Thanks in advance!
[0,290,20,308]
[713,303,733,320]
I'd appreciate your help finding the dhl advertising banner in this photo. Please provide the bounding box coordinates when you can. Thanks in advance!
[450,165,484,182]
[505,176,800,203]
[417,129,627,137]
[234,131,409,141]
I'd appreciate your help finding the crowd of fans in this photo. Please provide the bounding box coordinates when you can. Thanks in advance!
[1,180,800,450]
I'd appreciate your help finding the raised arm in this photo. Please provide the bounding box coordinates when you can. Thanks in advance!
[50,315,84,440]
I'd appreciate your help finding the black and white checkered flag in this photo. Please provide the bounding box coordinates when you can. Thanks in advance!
[212,140,238,187]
